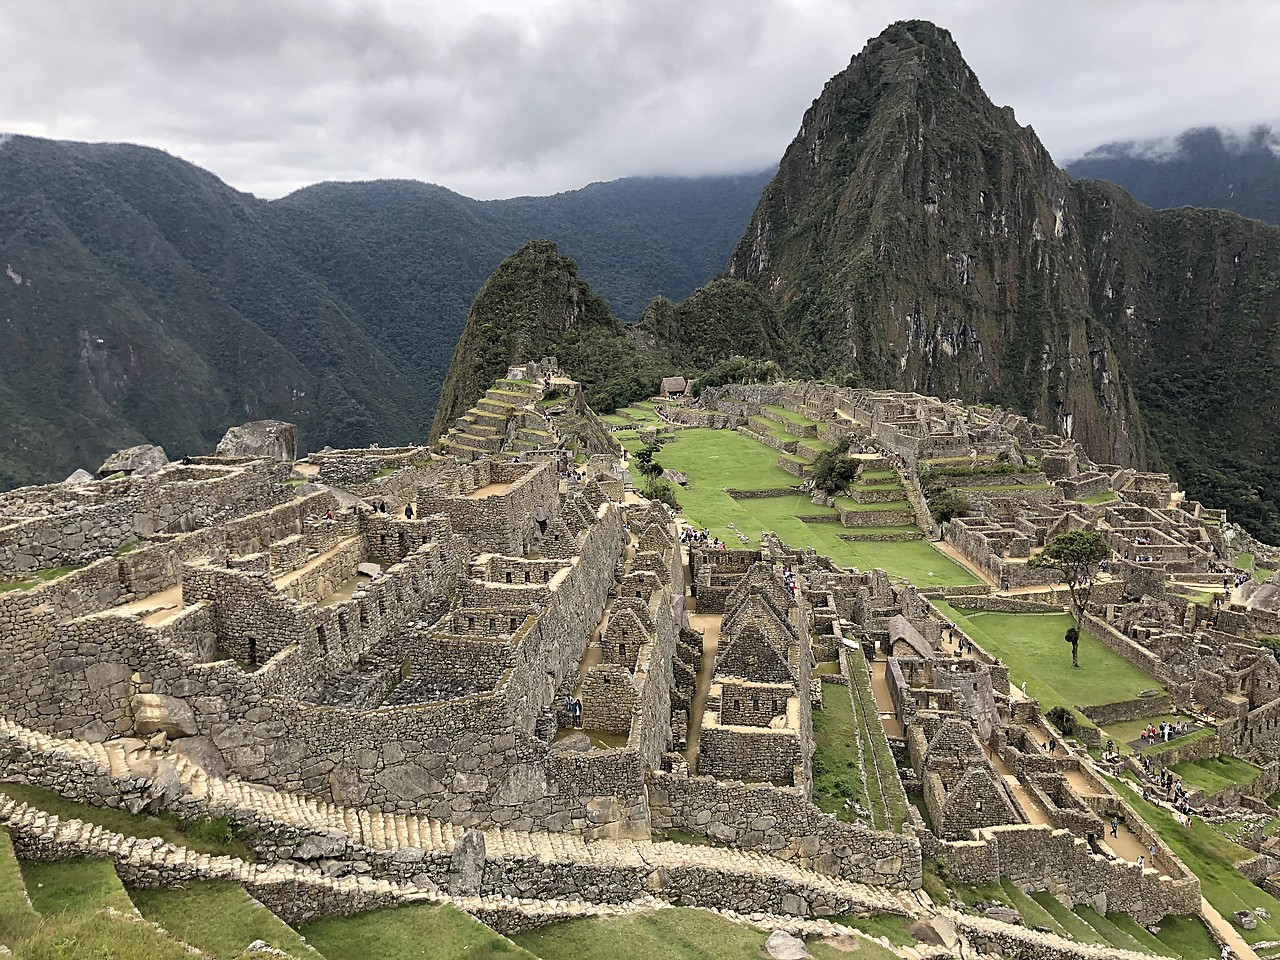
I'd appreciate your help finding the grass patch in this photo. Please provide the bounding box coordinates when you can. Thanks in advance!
[1110,774,1280,945]
[829,912,916,946]
[815,661,840,674]
[658,430,977,585]
[1150,914,1223,959]
[301,902,532,959]
[1079,489,1119,504]
[833,497,911,512]
[131,880,323,959]
[932,605,1161,728]
[0,829,41,943]
[1,782,254,860]
[20,858,135,917]
[1074,906,1148,953]
[763,404,817,426]
[0,565,83,592]
[1029,892,1107,944]
[513,907,900,960]
[812,680,877,825]
[1171,756,1262,794]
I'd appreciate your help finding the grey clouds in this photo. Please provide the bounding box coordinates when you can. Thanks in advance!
[2,0,1277,199]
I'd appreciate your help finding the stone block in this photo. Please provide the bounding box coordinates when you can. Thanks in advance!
[131,694,198,738]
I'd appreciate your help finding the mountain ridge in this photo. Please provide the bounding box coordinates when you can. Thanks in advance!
[0,136,769,488]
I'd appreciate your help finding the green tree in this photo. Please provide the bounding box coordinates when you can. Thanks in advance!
[928,489,972,524]
[1064,625,1081,669]
[1029,530,1111,619]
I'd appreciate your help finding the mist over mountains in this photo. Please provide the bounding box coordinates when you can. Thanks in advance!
[1068,125,1280,225]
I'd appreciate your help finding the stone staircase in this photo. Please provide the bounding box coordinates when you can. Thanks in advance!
[441,381,546,462]
[0,717,919,919]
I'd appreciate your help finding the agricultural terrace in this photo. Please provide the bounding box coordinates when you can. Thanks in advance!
[652,429,980,587]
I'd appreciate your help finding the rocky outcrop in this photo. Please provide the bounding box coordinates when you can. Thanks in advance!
[97,443,168,478]
[216,420,298,462]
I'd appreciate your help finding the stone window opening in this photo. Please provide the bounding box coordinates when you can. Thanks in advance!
[505,571,513,584]
[509,617,518,631]
[247,635,258,667]
[316,625,328,654]
[524,571,530,583]
[467,616,475,631]
[619,642,627,660]
[488,618,496,631]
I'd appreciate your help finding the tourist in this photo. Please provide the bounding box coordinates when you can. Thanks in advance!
[404,503,414,520]
[1136,855,1144,869]
[1110,818,1118,838]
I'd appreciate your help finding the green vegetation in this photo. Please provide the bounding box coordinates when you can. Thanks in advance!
[933,605,1161,728]
[0,829,41,944]
[1111,774,1280,946]
[131,880,324,959]
[512,907,899,960]
[829,912,917,946]
[1080,489,1119,504]
[1170,756,1262,794]
[928,488,971,524]
[811,651,905,830]
[0,781,254,860]
[0,565,83,593]
[1029,530,1112,617]
[653,428,978,585]
[301,902,532,959]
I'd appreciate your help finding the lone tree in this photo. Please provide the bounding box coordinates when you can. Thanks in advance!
[1029,528,1111,620]
[1064,625,1081,669]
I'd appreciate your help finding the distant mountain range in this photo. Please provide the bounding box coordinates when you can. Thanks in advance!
[439,21,1280,542]
[0,138,769,489]
[1068,125,1280,225]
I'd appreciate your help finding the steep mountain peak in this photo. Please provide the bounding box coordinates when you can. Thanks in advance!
[429,240,622,438]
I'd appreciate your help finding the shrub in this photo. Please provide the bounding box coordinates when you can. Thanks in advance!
[1045,705,1079,737]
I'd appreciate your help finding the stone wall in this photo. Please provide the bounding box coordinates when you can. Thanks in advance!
[647,772,921,888]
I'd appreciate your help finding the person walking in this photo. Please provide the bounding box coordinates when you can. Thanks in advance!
[1110,818,1118,839]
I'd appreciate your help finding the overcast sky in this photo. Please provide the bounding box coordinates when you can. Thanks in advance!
[2,0,1277,200]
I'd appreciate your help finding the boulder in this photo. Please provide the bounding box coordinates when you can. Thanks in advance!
[62,468,94,485]
[764,930,812,960]
[216,420,298,463]
[357,562,382,578]
[131,694,198,738]
[98,444,168,479]
[448,829,487,896]
[168,735,228,777]
[553,732,592,752]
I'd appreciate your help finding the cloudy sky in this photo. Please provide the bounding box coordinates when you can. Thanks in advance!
[2,0,1277,200]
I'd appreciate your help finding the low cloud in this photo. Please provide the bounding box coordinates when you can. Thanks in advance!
[1,1,1277,198]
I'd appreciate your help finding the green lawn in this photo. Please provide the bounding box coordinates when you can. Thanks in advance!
[658,430,979,586]
[1079,490,1119,505]
[763,404,817,426]
[512,907,900,960]
[1171,756,1262,795]
[301,902,531,960]
[1,781,254,860]
[0,829,40,944]
[132,880,324,959]
[932,606,1161,726]
[20,858,136,917]
[1110,775,1280,946]
[812,674,878,826]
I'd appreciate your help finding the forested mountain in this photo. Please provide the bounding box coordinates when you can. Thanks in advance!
[0,138,768,489]
[441,20,1280,541]
[1068,126,1280,225]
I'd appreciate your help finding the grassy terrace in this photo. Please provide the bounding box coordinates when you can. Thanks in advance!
[659,430,978,585]
[133,881,325,959]
[931,605,1161,729]
[1078,489,1119,505]
[1111,774,1280,949]
[1,781,254,860]
[512,907,899,960]
[762,404,817,426]
[1172,755,1263,794]
[302,902,532,959]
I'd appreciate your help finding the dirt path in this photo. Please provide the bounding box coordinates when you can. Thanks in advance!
[685,611,721,772]
[111,583,186,626]
[930,539,996,586]
[866,659,904,739]
[1201,896,1260,960]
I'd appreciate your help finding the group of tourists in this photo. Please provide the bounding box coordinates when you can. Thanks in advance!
[562,695,583,728]
[1139,719,1191,743]
[679,526,725,550]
